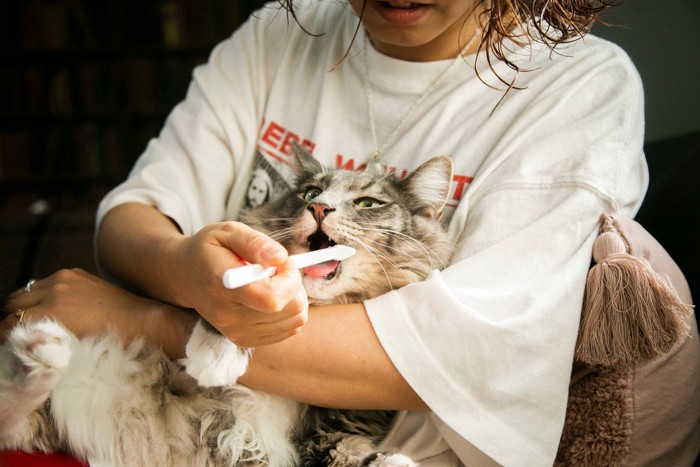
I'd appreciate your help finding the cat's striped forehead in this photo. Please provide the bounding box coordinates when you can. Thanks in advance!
[297,169,401,198]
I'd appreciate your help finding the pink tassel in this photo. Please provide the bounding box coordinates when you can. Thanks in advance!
[576,215,692,367]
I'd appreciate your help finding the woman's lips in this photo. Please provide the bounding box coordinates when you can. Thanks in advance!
[372,1,431,26]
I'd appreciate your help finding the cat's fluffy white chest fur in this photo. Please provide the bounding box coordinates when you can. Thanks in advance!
[1,319,301,466]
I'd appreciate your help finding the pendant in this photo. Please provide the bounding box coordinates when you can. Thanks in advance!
[366,160,384,176]
[366,150,384,176]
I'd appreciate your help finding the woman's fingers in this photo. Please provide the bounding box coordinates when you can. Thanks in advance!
[6,276,47,312]
[228,257,304,312]
[215,287,309,348]
[2,269,151,341]
[2,275,55,338]
[216,221,287,267]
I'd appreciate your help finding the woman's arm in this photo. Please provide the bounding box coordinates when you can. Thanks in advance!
[240,302,428,411]
[2,268,424,411]
[96,204,424,410]
[97,202,309,348]
[1,268,199,357]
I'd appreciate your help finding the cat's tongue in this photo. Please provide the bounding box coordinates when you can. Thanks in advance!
[302,260,339,279]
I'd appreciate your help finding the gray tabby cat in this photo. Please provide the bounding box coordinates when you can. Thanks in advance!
[0,145,454,466]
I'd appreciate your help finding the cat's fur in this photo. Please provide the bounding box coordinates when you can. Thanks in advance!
[0,146,454,466]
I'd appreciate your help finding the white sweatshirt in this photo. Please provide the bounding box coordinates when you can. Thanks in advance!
[97,1,647,465]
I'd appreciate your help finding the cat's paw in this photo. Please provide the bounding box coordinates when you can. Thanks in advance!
[6,319,72,382]
[182,320,251,387]
[363,452,418,467]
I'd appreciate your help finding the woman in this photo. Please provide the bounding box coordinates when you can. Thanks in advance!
[4,1,699,465]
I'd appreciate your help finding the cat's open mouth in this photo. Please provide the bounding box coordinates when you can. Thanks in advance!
[303,229,341,280]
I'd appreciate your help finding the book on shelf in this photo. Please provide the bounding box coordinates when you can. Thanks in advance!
[1,0,261,187]
[1,0,267,290]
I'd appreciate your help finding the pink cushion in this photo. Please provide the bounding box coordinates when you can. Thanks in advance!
[605,216,700,465]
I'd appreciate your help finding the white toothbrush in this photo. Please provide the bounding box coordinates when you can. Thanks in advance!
[222,245,356,289]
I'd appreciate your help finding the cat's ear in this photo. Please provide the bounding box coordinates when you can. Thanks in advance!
[404,156,453,219]
[291,140,323,175]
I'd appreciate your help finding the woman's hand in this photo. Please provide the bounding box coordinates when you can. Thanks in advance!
[97,204,309,349]
[164,221,310,348]
[1,268,198,356]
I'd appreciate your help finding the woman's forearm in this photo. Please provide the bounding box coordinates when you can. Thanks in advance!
[97,203,187,306]
[239,302,428,411]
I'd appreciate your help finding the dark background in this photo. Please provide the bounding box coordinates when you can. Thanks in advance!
[592,0,700,303]
[593,0,700,142]
[0,0,266,294]
[1,1,698,299]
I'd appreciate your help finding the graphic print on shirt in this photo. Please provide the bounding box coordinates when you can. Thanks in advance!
[246,119,474,222]
[242,151,292,210]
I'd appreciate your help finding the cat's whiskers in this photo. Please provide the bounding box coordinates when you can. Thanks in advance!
[355,223,447,270]
[344,220,440,277]
[258,226,296,244]
[347,236,396,291]
[268,231,295,243]
[346,225,435,289]
[241,217,302,244]
[360,237,433,279]
[243,216,298,226]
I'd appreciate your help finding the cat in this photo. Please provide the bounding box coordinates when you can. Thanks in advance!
[0,144,454,467]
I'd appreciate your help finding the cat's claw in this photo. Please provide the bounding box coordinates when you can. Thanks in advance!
[182,320,251,387]
[6,320,72,380]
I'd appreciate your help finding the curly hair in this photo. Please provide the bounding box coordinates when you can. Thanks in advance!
[482,0,617,76]
[274,0,619,84]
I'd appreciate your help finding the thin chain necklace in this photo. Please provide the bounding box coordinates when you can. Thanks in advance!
[363,28,481,175]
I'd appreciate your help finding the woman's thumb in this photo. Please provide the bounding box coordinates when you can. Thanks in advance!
[222,222,287,267]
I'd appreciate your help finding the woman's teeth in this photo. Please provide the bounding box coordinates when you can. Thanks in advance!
[388,2,417,8]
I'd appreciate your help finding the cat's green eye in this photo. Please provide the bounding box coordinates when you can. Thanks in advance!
[355,197,383,208]
[303,187,322,202]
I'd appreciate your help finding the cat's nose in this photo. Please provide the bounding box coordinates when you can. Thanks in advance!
[308,203,335,222]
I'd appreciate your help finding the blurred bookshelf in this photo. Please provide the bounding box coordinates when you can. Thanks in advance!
[0,0,265,294]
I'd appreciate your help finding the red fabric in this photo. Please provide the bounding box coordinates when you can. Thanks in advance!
[0,451,87,467]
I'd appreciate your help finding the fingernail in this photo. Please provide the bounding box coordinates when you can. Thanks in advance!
[259,241,285,262]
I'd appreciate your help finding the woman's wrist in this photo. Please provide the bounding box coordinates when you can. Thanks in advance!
[141,300,198,358]
[158,234,200,309]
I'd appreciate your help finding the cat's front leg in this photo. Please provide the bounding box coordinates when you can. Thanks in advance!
[181,319,251,387]
[299,433,418,467]
[361,452,418,467]
[0,319,72,447]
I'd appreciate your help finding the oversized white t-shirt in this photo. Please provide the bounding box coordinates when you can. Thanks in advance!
[97,1,647,465]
